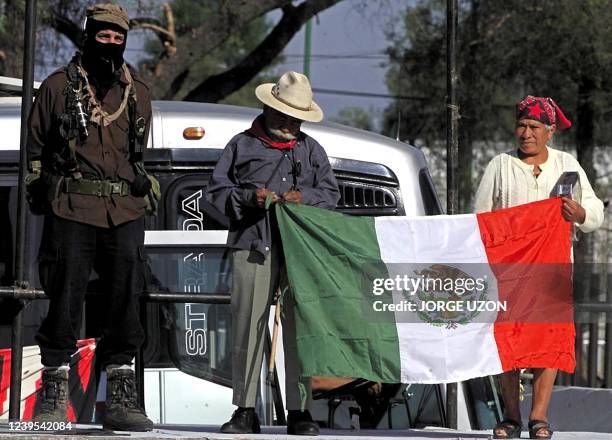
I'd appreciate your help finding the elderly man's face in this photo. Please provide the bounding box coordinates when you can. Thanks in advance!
[263,106,302,141]
[515,118,554,156]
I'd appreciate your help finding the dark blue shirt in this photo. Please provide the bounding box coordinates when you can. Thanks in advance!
[205,129,340,256]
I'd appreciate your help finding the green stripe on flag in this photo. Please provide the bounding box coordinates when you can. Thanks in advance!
[276,203,401,382]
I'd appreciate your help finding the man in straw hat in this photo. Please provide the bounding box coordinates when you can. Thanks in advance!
[27,3,154,431]
[474,96,604,439]
[206,71,340,435]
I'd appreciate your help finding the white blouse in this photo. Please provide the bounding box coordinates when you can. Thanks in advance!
[473,146,604,233]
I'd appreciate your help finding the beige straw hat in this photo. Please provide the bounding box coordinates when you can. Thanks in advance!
[255,71,324,122]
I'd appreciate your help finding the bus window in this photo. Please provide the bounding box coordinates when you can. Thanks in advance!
[147,248,231,295]
[142,174,234,386]
[145,246,232,387]
[0,185,15,286]
[0,175,47,346]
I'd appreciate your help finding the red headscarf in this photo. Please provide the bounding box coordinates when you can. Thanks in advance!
[516,96,572,130]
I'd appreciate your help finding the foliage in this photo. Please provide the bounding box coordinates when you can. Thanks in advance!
[0,0,156,78]
[141,1,276,107]
[0,0,25,76]
[383,0,612,211]
[330,106,374,131]
[0,0,344,105]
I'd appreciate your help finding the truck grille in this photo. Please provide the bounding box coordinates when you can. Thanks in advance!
[336,180,400,215]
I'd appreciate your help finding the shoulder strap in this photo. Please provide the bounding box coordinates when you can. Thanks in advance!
[128,80,146,163]
[61,57,85,179]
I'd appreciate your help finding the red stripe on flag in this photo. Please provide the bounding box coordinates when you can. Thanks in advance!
[0,350,11,415]
[67,401,76,422]
[75,340,96,391]
[477,198,575,372]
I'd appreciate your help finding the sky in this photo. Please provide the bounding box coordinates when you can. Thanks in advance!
[272,0,407,129]
[125,0,406,129]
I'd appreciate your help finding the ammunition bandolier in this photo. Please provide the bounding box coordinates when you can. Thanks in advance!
[27,53,159,218]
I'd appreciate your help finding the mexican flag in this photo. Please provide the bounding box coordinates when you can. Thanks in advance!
[276,198,575,384]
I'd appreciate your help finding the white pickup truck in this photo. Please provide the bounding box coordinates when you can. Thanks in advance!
[0,76,497,431]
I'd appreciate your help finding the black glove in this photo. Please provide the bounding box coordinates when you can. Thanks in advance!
[131,174,152,197]
[25,172,51,215]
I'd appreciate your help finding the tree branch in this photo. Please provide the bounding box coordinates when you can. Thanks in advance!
[130,4,177,62]
[49,7,83,49]
[160,0,293,100]
[183,0,343,103]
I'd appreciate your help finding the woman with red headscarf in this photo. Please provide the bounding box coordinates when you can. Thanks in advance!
[474,96,604,438]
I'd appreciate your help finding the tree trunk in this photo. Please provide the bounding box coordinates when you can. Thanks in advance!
[0,0,25,77]
[573,76,597,387]
[458,123,473,213]
[576,77,597,190]
[183,3,310,102]
[457,0,479,213]
[183,0,342,103]
[574,76,596,264]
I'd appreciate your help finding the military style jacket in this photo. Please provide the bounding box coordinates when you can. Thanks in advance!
[206,129,340,256]
[27,65,152,228]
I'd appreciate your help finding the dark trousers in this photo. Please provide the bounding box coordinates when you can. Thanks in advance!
[36,215,146,368]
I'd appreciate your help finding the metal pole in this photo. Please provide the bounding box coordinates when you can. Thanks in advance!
[446,0,459,429]
[303,19,312,78]
[605,214,611,387]
[446,0,459,214]
[576,265,591,386]
[587,272,598,388]
[9,308,24,421]
[0,287,234,303]
[136,300,147,407]
[10,0,37,421]
[605,280,612,386]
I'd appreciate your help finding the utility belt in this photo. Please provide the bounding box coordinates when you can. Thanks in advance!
[62,178,131,197]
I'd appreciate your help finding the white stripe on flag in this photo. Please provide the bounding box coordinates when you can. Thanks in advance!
[374,214,504,383]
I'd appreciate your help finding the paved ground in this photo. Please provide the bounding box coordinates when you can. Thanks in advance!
[1,423,611,440]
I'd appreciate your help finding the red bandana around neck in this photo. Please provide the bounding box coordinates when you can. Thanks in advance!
[248,115,297,149]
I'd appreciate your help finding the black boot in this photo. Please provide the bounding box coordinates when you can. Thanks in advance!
[33,368,69,422]
[220,407,261,434]
[287,410,319,436]
[103,368,154,432]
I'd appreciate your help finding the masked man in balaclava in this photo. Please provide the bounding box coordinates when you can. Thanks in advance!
[27,3,155,431]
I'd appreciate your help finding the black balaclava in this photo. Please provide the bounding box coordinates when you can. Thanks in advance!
[81,19,127,99]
